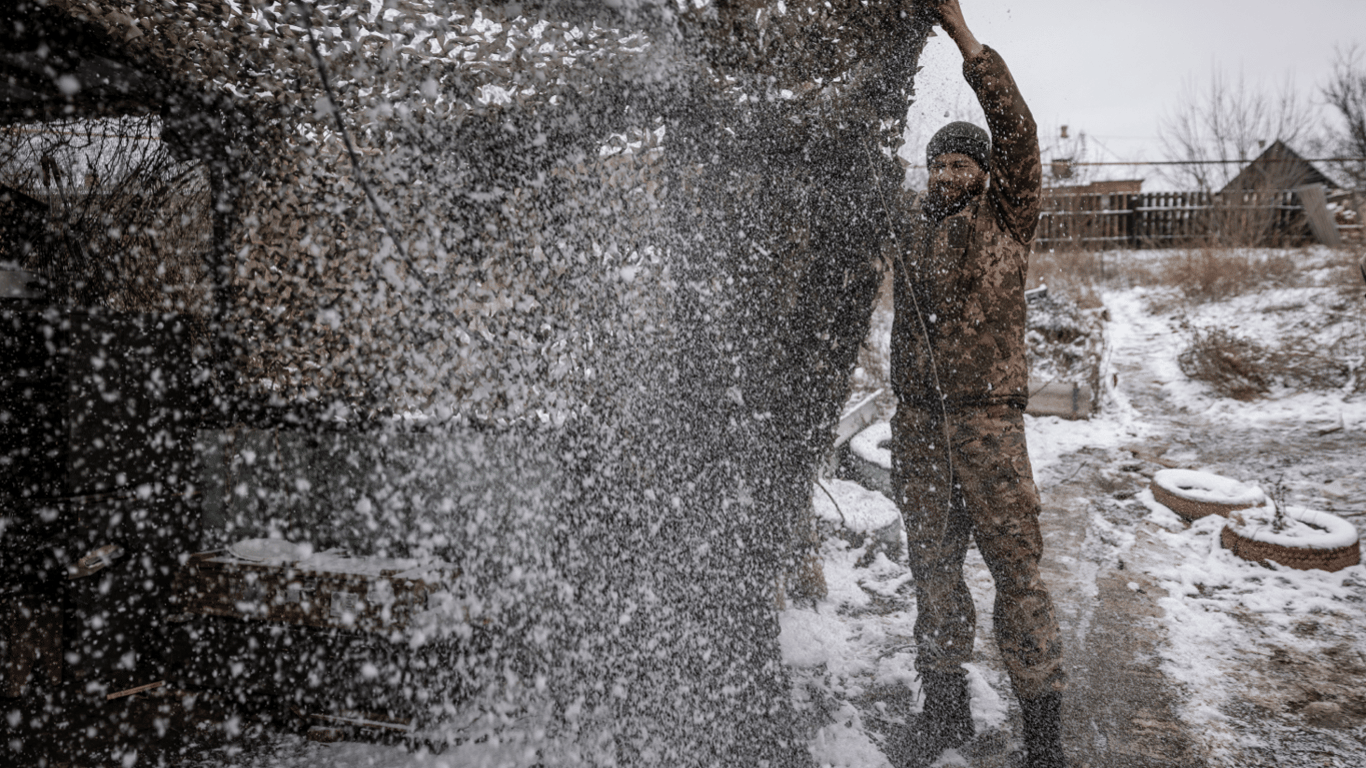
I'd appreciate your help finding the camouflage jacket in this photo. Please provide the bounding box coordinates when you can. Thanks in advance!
[890,46,1041,411]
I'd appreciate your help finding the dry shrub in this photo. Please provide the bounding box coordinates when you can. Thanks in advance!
[1,118,213,315]
[1338,241,1366,301]
[1179,327,1362,400]
[1179,329,1271,400]
[1266,339,1360,392]
[1160,247,1300,302]
[1027,240,1306,311]
[1030,245,1349,312]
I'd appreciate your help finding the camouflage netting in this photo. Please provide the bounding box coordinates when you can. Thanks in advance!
[4,2,938,765]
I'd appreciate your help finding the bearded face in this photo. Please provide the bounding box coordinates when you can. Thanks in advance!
[924,152,987,220]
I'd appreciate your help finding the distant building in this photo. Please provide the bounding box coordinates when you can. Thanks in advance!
[1220,140,1335,193]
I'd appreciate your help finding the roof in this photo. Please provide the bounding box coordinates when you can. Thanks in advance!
[0,184,47,214]
[1048,179,1144,195]
[1220,140,1336,193]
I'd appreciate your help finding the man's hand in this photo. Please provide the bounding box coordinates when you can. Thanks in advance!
[926,0,985,61]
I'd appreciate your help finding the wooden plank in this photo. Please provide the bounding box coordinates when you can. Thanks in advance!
[68,543,125,580]
[833,388,884,448]
[172,552,463,633]
[1129,193,1142,247]
[306,709,416,733]
[1295,184,1342,246]
[1,595,62,697]
[106,680,164,700]
[1026,380,1093,421]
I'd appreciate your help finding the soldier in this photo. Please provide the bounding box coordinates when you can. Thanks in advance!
[889,2,1066,767]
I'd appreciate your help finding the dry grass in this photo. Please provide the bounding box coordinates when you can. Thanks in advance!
[1160,247,1301,302]
[1026,249,1112,308]
[1177,329,1274,401]
[1178,327,1364,400]
[1031,241,1366,310]
[1035,241,1366,401]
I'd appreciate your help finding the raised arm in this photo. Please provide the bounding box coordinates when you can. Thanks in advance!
[932,0,1042,244]
[933,0,984,60]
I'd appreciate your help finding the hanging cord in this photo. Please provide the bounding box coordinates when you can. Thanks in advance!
[861,141,958,534]
[815,477,849,527]
[863,136,962,699]
[292,2,409,264]
[290,2,457,361]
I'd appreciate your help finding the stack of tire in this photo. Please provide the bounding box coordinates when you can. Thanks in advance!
[1150,469,1362,573]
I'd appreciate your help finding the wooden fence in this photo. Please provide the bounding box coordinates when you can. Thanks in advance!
[1036,190,1308,250]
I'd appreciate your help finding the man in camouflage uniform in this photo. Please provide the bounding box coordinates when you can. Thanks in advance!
[889,3,1065,767]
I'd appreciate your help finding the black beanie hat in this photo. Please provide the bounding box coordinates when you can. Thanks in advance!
[926,121,991,173]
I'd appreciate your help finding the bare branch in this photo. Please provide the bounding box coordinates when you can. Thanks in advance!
[1159,67,1316,192]
[1322,45,1366,187]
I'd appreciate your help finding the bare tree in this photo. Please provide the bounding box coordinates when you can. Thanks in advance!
[1323,45,1366,188]
[1159,66,1316,192]
[0,117,210,310]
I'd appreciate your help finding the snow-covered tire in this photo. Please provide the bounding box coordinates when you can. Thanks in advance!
[1150,469,1264,521]
[1221,506,1362,572]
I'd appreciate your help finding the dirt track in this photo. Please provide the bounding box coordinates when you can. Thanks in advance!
[1026,291,1366,768]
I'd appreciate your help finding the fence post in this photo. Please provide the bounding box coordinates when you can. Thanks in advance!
[1127,193,1142,249]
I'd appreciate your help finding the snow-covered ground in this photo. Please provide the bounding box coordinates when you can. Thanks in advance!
[783,478,1012,768]
[1101,268,1366,767]
[784,247,1366,767]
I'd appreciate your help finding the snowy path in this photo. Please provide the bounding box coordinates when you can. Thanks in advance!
[950,287,1214,768]
[1034,288,1366,768]
[791,282,1366,768]
[1031,290,1209,768]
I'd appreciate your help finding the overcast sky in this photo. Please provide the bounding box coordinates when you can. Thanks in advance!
[901,0,1366,188]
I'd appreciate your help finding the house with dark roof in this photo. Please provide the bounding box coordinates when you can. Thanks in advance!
[1217,141,1344,245]
[1220,140,1336,193]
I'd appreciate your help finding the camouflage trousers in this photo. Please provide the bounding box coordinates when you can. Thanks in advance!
[890,403,1066,700]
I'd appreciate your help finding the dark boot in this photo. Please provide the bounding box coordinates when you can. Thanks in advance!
[912,671,975,756]
[1020,691,1066,768]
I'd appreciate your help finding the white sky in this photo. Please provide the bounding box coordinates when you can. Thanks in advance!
[902,0,1366,188]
